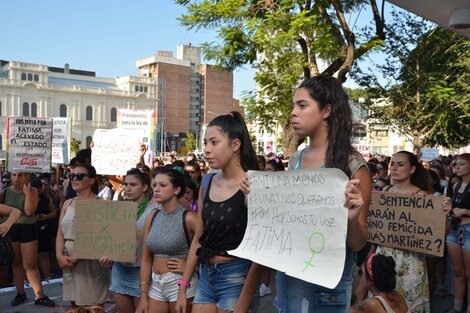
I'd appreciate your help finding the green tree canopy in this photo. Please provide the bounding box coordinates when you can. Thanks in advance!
[353,10,470,152]
[176,0,386,156]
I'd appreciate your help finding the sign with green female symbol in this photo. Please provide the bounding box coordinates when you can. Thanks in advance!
[229,168,349,289]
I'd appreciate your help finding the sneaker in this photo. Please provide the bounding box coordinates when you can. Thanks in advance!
[34,295,55,307]
[259,283,272,297]
[11,293,27,306]
[443,306,462,313]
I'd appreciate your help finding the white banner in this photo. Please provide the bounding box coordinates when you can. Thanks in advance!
[117,109,155,166]
[91,128,142,175]
[51,117,71,164]
[229,168,349,289]
[6,117,52,173]
[420,148,439,161]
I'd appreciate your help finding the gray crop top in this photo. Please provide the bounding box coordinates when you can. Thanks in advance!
[147,207,191,259]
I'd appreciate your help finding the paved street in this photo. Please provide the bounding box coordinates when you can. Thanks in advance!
[0,275,455,313]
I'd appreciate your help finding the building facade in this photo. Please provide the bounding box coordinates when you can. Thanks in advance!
[137,44,236,153]
[0,60,158,158]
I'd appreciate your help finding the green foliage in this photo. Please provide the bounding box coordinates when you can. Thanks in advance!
[354,10,470,150]
[176,0,386,155]
[71,138,81,156]
[182,131,197,152]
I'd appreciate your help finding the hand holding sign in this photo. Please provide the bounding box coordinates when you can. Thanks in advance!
[345,179,364,221]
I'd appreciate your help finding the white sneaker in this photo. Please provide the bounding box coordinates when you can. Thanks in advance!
[259,283,272,297]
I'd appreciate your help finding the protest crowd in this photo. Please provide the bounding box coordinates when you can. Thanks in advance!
[0,76,469,313]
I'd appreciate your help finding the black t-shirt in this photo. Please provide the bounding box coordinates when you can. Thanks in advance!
[197,175,247,263]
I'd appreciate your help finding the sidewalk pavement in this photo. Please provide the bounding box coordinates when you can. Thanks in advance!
[0,277,454,313]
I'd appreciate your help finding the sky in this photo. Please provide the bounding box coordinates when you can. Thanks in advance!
[1,1,400,98]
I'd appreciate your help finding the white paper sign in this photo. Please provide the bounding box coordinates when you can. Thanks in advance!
[420,148,439,161]
[229,168,349,289]
[6,117,53,173]
[51,117,70,164]
[117,109,155,166]
[91,128,143,175]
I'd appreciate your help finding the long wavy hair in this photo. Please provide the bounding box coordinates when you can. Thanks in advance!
[395,151,431,192]
[208,111,259,171]
[298,76,355,177]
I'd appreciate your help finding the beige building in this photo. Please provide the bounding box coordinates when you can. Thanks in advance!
[0,60,158,158]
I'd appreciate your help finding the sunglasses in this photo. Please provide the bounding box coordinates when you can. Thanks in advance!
[373,185,383,191]
[68,173,90,181]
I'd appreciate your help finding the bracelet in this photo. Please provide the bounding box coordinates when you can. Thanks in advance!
[177,278,191,288]
[140,290,149,295]
[140,281,150,285]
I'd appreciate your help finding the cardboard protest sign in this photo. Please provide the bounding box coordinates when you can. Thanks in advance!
[6,117,52,173]
[117,109,155,167]
[367,192,446,257]
[73,200,137,263]
[51,117,71,164]
[229,168,349,289]
[91,128,142,175]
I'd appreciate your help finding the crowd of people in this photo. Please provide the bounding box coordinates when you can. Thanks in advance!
[0,76,468,313]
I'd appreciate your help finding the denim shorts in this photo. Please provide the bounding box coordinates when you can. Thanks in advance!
[194,258,255,311]
[110,262,140,297]
[149,272,198,302]
[446,223,470,250]
[275,272,351,313]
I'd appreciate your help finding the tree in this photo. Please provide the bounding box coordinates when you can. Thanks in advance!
[176,0,386,156]
[182,131,197,152]
[71,138,81,156]
[353,10,470,153]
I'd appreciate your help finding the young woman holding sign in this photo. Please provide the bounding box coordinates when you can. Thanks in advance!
[442,153,470,313]
[56,164,110,307]
[109,168,157,313]
[376,151,431,313]
[175,111,262,313]
[136,166,198,313]
[275,76,371,313]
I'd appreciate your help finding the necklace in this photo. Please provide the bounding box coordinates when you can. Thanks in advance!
[136,196,149,220]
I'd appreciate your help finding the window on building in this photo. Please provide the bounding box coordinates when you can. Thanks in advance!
[23,102,29,116]
[144,86,148,93]
[86,106,93,121]
[139,86,143,92]
[60,104,67,117]
[0,101,2,116]
[0,135,2,150]
[111,107,117,122]
[86,136,93,148]
[21,73,27,80]
[31,103,37,117]
[135,85,139,92]
[27,74,33,81]
[33,74,39,82]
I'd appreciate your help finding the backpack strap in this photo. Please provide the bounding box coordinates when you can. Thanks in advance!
[182,210,191,248]
[150,209,160,226]
[201,173,216,201]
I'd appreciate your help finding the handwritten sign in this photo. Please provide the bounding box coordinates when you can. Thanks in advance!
[51,117,71,164]
[73,200,137,262]
[117,109,155,167]
[420,148,439,161]
[6,116,52,173]
[367,193,446,257]
[91,128,142,175]
[229,169,349,289]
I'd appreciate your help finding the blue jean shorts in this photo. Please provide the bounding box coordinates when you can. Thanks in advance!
[275,272,352,313]
[446,223,470,250]
[194,258,255,311]
[110,262,140,297]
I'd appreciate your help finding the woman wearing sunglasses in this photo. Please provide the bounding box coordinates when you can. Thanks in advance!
[108,168,157,313]
[56,164,110,308]
[350,253,409,313]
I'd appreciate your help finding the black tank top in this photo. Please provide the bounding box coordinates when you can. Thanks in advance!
[197,175,247,264]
